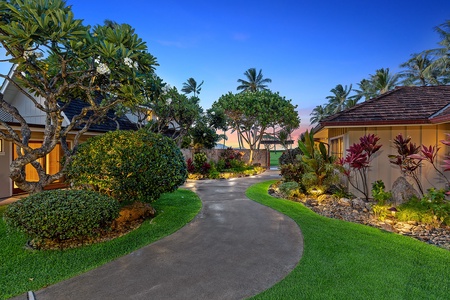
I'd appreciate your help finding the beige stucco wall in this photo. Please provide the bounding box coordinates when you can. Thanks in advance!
[338,124,450,198]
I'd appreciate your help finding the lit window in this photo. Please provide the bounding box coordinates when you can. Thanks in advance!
[146,109,154,121]
[330,137,343,158]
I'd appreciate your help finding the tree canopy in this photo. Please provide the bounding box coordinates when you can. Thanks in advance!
[213,90,300,163]
[0,0,158,193]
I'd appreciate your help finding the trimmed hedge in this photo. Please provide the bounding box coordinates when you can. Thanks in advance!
[66,129,188,203]
[3,190,119,242]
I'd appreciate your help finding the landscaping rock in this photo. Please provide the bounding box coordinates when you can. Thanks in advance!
[390,177,420,206]
[351,198,366,210]
[113,202,156,229]
[338,198,352,207]
[269,183,450,251]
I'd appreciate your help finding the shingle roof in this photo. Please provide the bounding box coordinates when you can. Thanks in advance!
[0,109,16,122]
[320,86,450,127]
[1,98,136,132]
[59,98,137,132]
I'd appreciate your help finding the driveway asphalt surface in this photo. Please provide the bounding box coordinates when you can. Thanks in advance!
[17,170,303,300]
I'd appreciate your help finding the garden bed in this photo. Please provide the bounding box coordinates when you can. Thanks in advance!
[269,184,450,250]
[187,166,266,180]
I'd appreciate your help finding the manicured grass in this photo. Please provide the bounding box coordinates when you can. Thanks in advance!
[0,189,201,300]
[247,181,450,300]
[269,150,283,167]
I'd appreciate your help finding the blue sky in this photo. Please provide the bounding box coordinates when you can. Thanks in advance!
[2,0,450,133]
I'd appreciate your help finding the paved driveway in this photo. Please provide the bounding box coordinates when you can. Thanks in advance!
[16,170,303,300]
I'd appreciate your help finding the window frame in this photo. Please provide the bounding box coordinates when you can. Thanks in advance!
[329,135,344,159]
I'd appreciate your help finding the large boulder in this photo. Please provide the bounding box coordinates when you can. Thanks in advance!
[112,202,156,229]
[390,177,420,206]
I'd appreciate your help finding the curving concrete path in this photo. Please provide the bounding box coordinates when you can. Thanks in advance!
[15,170,303,300]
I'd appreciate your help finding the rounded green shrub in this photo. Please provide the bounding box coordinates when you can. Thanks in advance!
[193,152,208,171]
[4,190,119,243]
[280,163,304,184]
[66,129,187,203]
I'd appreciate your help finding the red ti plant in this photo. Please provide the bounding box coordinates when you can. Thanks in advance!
[388,134,424,195]
[408,144,450,187]
[186,158,196,173]
[337,134,382,201]
[439,134,450,195]
[441,134,450,173]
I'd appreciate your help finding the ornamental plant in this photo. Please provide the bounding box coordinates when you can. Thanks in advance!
[337,133,382,201]
[187,158,196,173]
[397,189,450,226]
[408,143,450,187]
[298,130,337,194]
[388,134,424,195]
[66,129,187,203]
[219,147,245,170]
[371,180,392,205]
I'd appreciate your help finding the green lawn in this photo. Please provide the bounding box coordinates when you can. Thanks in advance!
[247,180,450,300]
[269,150,284,167]
[0,189,202,300]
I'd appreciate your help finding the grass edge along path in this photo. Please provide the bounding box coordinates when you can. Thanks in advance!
[0,188,202,300]
[247,180,450,300]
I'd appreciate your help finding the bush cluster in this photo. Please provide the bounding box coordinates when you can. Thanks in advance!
[397,189,450,226]
[279,150,337,195]
[4,190,119,243]
[66,129,187,203]
[370,186,450,226]
[279,148,302,165]
[219,147,245,170]
[186,148,262,179]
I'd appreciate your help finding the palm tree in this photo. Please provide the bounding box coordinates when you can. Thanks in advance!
[427,20,450,84]
[400,53,441,86]
[370,68,400,95]
[310,104,331,126]
[237,68,272,92]
[326,84,353,114]
[276,126,294,150]
[352,79,377,102]
[345,98,360,109]
[181,78,204,97]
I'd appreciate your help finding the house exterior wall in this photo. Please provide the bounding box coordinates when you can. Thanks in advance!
[10,93,49,125]
[0,139,12,198]
[0,130,99,198]
[337,124,450,198]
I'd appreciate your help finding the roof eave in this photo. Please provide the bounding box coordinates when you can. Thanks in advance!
[429,114,450,124]
[320,119,432,128]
